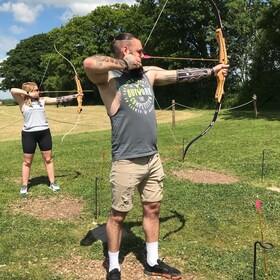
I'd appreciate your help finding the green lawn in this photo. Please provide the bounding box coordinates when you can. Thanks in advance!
[0,106,279,279]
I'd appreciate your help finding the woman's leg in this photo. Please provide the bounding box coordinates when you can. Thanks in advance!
[22,153,34,186]
[41,150,55,183]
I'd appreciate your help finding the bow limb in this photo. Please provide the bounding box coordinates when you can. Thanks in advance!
[182,1,227,161]
[54,44,83,113]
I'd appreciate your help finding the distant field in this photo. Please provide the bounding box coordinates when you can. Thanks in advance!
[0,105,201,141]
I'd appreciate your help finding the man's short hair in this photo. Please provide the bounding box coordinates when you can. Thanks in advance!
[110,33,138,57]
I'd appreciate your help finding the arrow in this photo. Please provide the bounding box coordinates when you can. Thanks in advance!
[143,54,218,62]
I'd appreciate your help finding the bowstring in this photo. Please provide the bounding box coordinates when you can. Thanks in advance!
[143,0,178,145]
[38,48,54,90]
[61,113,81,143]
[53,44,83,142]
[144,0,169,48]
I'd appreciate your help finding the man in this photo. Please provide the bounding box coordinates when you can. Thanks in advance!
[83,33,229,280]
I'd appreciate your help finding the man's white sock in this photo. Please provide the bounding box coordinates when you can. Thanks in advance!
[108,251,120,272]
[146,241,159,267]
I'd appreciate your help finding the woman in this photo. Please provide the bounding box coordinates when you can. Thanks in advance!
[11,82,81,194]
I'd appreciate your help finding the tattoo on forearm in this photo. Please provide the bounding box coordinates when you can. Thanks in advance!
[93,55,125,68]
[177,68,212,83]
[163,73,177,81]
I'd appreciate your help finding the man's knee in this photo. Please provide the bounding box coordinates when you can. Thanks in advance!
[143,201,161,217]
[109,209,127,224]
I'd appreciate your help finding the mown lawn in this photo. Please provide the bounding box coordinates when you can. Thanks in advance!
[0,105,279,279]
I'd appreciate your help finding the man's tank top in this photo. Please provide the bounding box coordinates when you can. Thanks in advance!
[109,70,158,161]
[22,99,49,132]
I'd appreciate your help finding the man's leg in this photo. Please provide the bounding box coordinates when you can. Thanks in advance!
[142,201,160,266]
[142,201,182,279]
[106,209,127,272]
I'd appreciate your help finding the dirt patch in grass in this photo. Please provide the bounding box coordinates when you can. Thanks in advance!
[173,168,239,184]
[267,186,280,193]
[10,196,205,279]
[51,253,203,280]
[9,192,205,279]
[10,195,85,221]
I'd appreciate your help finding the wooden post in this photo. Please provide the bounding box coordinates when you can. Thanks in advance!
[172,99,175,128]
[253,94,258,118]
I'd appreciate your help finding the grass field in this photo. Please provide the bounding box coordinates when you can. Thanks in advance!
[0,104,279,279]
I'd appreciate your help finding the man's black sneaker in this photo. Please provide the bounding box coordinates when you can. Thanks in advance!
[107,268,121,280]
[144,259,182,279]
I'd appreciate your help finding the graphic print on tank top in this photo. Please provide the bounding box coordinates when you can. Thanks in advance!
[30,100,43,108]
[122,77,154,115]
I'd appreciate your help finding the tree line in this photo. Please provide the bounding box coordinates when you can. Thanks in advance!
[0,0,279,109]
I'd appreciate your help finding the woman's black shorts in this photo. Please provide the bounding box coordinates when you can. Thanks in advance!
[22,128,52,154]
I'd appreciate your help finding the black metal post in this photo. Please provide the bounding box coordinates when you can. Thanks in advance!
[253,241,274,280]
[94,177,99,219]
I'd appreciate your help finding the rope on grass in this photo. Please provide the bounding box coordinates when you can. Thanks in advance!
[0,118,22,130]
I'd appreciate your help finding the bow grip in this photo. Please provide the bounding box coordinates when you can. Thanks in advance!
[215,28,227,103]
[215,72,225,103]
[75,75,83,113]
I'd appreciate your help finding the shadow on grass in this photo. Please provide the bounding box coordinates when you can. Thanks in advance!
[80,210,186,273]
[27,171,81,189]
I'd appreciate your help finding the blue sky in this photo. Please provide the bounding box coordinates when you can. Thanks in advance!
[0,0,136,99]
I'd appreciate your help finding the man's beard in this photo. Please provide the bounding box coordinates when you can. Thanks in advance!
[129,67,144,78]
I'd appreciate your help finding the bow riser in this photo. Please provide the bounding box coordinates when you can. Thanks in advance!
[74,75,83,113]
[215,28,227,103]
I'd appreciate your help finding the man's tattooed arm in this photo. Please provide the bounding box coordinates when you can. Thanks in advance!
[92,55,127,70]
[177,68,214,83]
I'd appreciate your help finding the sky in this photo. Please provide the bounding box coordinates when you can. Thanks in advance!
[0,0,136,99]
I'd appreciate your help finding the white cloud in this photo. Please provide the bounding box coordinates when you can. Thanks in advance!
[0,2,11,12]
[0,2,44,24]
[59,10,74,22]
[10,25,25,34]
[1,1,136,25]
[0,35,18,58]
[57,0,136,22]
[11,3,43,24]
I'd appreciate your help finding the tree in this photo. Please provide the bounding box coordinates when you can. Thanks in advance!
[0,33,53,90]
[1,1,278,109]
[244,0,280,109]
[44,4,145,104]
